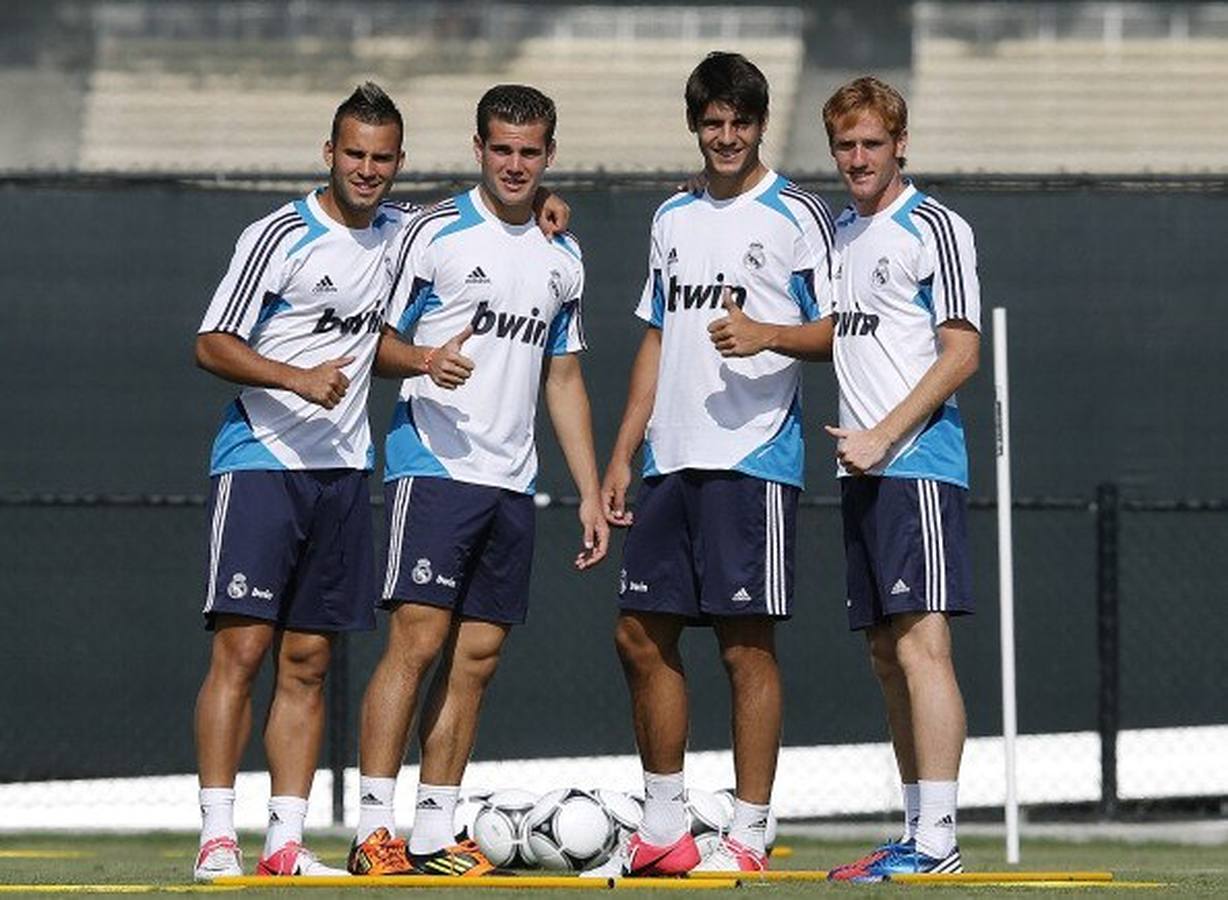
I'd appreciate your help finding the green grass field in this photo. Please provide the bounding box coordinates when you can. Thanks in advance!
[1,832,1224,897]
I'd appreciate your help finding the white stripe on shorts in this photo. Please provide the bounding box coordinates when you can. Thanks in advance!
[382,477,414,598]
[764,482,786,615]
[203,472,232,613]
[918,479,947,612]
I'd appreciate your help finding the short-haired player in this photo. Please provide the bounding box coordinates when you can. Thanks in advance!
[347,84,607,878]
[594,52,835,876]
[821,76,980,882]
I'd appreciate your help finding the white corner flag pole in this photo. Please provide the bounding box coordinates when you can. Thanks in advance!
[993,307,1021,864]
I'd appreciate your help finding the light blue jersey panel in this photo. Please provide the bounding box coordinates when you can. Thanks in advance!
[384,401,451,482]
[732,392,805,489]
[883,403,969,488]
[210,401,287,474]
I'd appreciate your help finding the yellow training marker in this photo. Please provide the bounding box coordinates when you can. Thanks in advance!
[691,870,828,882]
[767,846,792,859]
[213,873,607,889]
[0,850,95,859]
[0,888,243,895]
[614,878,740,890]
[890,871,1114,885]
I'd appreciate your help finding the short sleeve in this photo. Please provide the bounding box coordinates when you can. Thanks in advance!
[634,223,666,328]
[386,211,439,335]
[198,214,298,339]
[785,187,836,321]
[919,206,981,332]
[546,249,586,355]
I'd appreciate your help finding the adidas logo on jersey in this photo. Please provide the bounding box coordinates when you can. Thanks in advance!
[312,275,338,293]
[466,266,490,284]
[890,579,910,596]
[667,273,746,312]
[731,587,753,604]
[666,247,679,265]
[470,300,549,347]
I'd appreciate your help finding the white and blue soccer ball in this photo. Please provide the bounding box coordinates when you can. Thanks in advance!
[524,788,617,871]
[453,790,493,842]
[594,788,643,840]
[684,788,730,856]
[472,789,538,868]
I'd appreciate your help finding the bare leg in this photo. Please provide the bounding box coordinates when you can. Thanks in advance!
[614,611,688,774]
[867,623,918,783]
[264,629,334,798]
[417,618,511,784]
[358,603,454,777]
[713,616,780,804]
[195,616,276,787]
[891,613,965,781]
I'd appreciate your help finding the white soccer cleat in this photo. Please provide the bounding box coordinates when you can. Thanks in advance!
[256,841,349,877]
[696,835,767,872]
[193,835,243,881]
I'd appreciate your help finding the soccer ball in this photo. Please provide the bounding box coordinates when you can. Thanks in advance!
[715,788,778,855]
[472,789,538,868]
[524,788,617,871]
[684,788,729,856]
[594,788,643,839]
[453,790,493,842]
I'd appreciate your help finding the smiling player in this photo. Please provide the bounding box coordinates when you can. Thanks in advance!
[347,84,607,877]
[593,52,835,876]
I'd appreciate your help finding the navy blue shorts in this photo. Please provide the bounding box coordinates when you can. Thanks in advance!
[841,476,974,631]
[381,476,535,625]
[619,470,797,620]
[202,469,377,632]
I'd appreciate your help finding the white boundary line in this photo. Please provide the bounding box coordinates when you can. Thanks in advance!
[1,725,1225,831]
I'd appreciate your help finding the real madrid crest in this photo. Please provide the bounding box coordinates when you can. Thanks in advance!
[743,242,766,270]
[872,256,891,287]
[412,558,433,585]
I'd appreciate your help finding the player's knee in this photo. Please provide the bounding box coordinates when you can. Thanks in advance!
[210,631,271,683]
[614,616,662,671]
[278,644,331,692]
[867,629,903,684]
[718,641,777,683]
[893,630,952,678]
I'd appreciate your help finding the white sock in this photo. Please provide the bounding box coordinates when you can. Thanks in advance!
[901,783,920,843]
[640,771,688,846]
[263,795,308,858]
[914,780,958,858]
[728,798,770,856]
[356,775,398,843]
[407,784,460,855]
[199,787,236,845]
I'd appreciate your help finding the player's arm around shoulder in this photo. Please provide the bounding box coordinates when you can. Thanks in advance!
[542,351,608,570]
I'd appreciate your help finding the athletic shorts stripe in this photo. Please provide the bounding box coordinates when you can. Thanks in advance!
[204,471,233,614]
[382,476,414,597]
[918,478,947,611]
[764,481,786,615]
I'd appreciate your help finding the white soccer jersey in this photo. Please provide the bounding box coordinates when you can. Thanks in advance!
[199,190,416,474]
[383,187,586,494]
[831,182,982,487]
[635,171,834,488]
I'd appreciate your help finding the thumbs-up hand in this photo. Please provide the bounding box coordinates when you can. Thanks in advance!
[707,287,771,357]
[426,325,476,389]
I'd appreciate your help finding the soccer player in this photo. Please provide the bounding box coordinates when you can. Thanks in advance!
[346,84,607,878]
[192,83,407,880]
[191,83,570,882]
[817,76,981,882]
[593,52,835,876]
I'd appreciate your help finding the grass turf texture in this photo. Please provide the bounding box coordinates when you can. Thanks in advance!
[1,833,1224,897]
